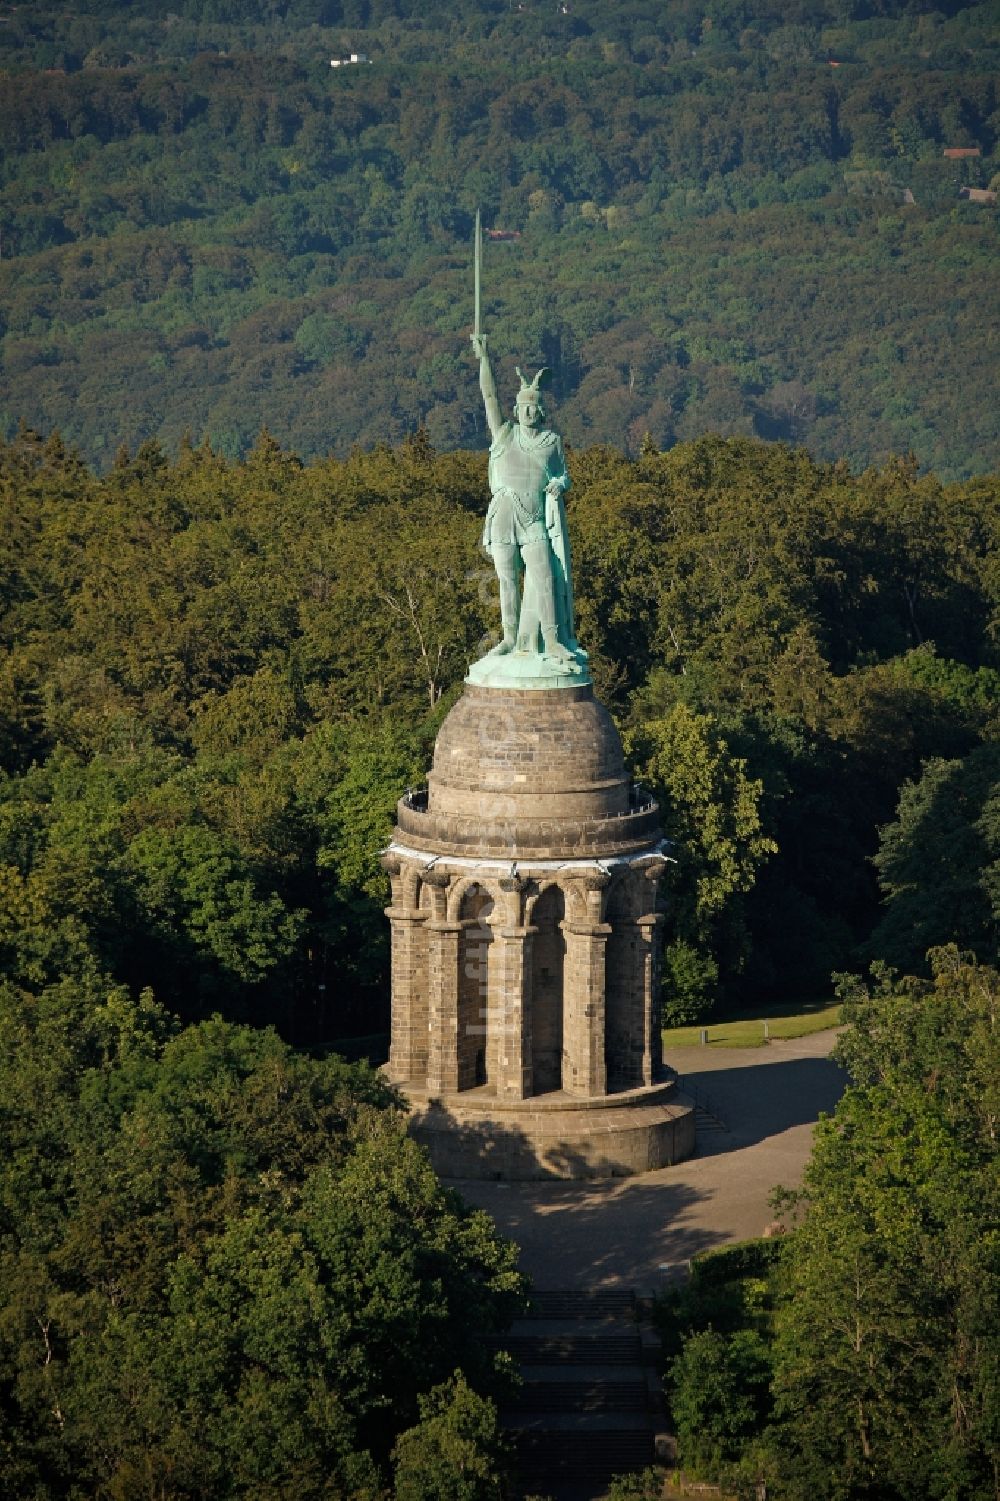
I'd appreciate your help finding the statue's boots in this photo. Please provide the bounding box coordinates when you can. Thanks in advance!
[541,623,577,666]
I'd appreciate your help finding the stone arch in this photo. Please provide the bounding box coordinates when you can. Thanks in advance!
[525,876,564,925]
[457,882,494,1090]
[401,861,421,910]
[561,879,589,923]
[447,873,498,924]
[530,884,566,1094]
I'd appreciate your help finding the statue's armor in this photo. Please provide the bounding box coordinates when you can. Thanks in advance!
[482,422,568,548]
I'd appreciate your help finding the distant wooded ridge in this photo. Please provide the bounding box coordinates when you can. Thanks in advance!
[0,0,997,479]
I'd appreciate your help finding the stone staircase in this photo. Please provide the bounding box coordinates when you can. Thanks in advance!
[691,1103,728,1136]
[517,1372,650,1412]
[498,1289,667,1499]
[664,1069,729,1138]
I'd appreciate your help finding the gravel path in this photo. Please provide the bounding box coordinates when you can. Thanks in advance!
[450,1029,847,1291]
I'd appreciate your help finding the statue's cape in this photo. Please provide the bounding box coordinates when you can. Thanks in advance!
[545,484,576,641]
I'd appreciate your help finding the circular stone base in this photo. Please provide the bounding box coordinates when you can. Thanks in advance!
[400,1079,696,1181]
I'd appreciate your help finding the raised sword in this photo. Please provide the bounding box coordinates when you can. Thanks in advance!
[474,206,482,337]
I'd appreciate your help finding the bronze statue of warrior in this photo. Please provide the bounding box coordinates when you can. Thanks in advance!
[469,212,583,669]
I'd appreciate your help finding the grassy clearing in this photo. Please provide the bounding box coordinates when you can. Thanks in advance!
[663,999,843,1049]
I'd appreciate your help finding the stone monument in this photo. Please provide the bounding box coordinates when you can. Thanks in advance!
[380,215,694,1178]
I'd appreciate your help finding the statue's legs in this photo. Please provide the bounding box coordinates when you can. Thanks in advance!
[487,543,520,655]
[521,539,575,664]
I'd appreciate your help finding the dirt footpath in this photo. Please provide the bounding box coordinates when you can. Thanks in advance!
[450,1029,847,1290]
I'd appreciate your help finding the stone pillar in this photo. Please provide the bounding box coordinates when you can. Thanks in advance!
[381,852,426,1085]
[385,905,428,1082]
[561,872,611,1098]
[493,924,534,1102]
[636,913,665,1087]
[562,915,611,1098]
[420,867,459,1096]
[603,862,667,1091]
[637,859,667,1085]
[426,920,462,1095]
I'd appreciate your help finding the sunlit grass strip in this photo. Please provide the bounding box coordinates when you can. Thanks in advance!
[663,1001,843,1049]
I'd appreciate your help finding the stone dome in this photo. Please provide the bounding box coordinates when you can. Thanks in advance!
[394,684,661,859]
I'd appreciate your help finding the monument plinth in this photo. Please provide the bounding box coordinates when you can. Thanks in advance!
[379,218,694,1178]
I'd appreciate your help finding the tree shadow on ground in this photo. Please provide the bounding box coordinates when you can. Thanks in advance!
[463,1173,726,1291]
[410,1105,723,1289]
[420,1050,848,1290]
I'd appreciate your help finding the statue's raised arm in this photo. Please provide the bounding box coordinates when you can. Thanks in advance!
[471,332,503,440]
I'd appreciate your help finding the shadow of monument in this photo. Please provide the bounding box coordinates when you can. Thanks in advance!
[412,1102,723,1290]
[415,1100,635,1180]
[671,1053,848,1158]
[411,1051,849,1290]
[469,1175,728,1291]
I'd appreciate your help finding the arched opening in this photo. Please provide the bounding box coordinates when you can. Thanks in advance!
[605,877,639,1091]
[531,885,565,1094]
[458,884,493,1091]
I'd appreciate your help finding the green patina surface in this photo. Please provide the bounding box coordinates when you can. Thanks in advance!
[467,211,590,691]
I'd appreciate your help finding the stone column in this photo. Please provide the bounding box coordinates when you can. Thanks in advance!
[636,913,665,1087]
[562,872,612,1098]
[384,904,428,1082]
[493,924,534,1102]
[605,861,667,1090]
[562,920,611,1097]
[637,859,667,1084]
[426,920,462,1095]
[420,867,460,1097]
[490,873,532,1101]
[381,852,426,1084]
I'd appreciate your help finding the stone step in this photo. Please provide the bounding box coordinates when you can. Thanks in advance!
[508,1412,657,1432]
[510,1377,649,1414]
[511,1421,656,1487]
[503,1332,643,1365]
[499,1287,666,1495]
[528,1288,637,1321]
[515,1362,652,1384]
[504,1317,640,1345]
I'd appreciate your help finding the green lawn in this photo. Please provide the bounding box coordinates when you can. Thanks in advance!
[662,999,843,1049]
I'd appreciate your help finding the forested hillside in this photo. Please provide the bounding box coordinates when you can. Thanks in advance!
[1,0,998,477]
[3,426,998,1042]
[2,424,998,1497]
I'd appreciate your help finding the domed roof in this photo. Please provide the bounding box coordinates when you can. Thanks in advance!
[394,684,660,859]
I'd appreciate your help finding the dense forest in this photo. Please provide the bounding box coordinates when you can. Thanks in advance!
[3,428,998,1045]
[659,948,1000,1499]
[2,423,998,1496]
[1,0,998,478]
